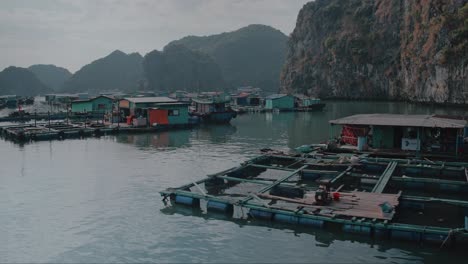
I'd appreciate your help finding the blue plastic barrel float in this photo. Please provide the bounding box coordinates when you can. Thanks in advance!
[391,229,422,242]
[174,195,200,207]
[273,213,299,224]
[249,209,274,220]
[206,200,233,214]
[342,224,372,236]
[298,217,325,228]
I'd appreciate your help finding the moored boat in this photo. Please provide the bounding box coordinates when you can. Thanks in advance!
[191,95,237,124]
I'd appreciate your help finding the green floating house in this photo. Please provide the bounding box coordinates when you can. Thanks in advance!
[265,94,295,110]
[329,114,467,158]
[71,95,114,114]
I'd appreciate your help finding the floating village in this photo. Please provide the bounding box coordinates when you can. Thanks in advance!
[1,89,468,249]
[0,88,324,142]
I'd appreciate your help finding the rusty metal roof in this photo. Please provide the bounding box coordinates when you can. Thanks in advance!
[329,114,467,128]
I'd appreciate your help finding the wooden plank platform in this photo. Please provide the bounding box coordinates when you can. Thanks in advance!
[258,191,400,220]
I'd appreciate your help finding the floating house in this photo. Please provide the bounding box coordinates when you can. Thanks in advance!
[191,94,236,123]
[293,94,325,111]
[232,92,261,106]
[329,114,467,159]
[45,93,89,105]
[265,94,295,111]
[119,97,190,126]
[71,95,114,114]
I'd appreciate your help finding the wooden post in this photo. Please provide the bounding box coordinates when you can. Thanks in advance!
[48,111,50,131]
[34,111,37,127]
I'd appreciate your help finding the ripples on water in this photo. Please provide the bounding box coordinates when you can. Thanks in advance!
[1,101,467,263]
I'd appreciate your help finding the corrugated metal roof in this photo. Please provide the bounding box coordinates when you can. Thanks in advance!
[329,114,467,128]
[293,94,310,100]
[72,95,114,103]
[124,97,177,104]
[265,94,290,100]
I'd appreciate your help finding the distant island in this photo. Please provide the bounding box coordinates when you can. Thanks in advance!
[0,24,287,96]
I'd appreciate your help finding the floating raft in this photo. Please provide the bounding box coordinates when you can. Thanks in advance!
[161,153,468,247]
[0,122,195,142]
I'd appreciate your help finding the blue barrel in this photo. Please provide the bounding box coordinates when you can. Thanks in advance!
[391,230,421,242]
[374,227,389,238]
[175,195,200,207]
[298,217,324,228]
[342,224,371,235]
[273,213,299,224]
[249,209,273,220]
[207,201,233,214]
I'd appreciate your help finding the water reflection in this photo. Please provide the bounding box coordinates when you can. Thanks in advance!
[160,204,466,264]
[192,124,237,144]
[115,130,191,150]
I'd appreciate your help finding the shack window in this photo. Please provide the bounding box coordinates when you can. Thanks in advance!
[97,104,106,109]
[168,109,179,116]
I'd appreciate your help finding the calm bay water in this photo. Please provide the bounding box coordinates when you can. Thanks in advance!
[1,101,467,263]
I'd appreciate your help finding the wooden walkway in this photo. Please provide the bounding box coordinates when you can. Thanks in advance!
[258,191,400,220]
[372,161,397,193]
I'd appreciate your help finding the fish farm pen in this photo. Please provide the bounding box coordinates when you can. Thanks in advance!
[0,122,195,142]
[160,152,468,248]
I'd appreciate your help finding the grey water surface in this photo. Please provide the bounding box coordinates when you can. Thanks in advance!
[1,101,467,263]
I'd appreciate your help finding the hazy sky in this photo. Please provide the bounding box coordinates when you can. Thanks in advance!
[0,0,310,72]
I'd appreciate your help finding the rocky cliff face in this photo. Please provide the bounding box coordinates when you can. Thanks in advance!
[281,0,468,104]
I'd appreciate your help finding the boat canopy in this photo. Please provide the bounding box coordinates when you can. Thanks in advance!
[329,114,467,129]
